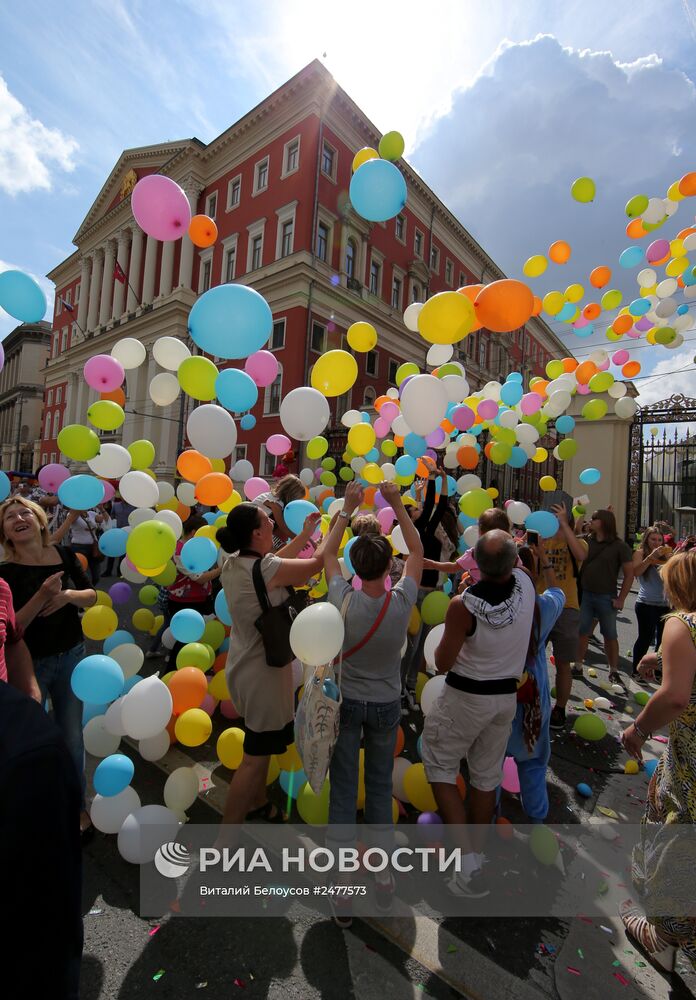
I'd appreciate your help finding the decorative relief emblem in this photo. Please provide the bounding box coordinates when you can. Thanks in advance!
[119,169,138,200]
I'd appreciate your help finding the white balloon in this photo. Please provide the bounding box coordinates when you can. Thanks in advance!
[91,786,141,834]
[588,350,608,366]
[642,197,665,225]
[88,443,132,479]
[655,299,677,320]
[104,697,127,736]
[289,603,345,666]
[685,285,696,300]
[424,623,446,669]
[157,481,175,505]
[350,457,366,474]
[520,441,537,459]
[441,374,469,403]
[673,314,693,333]
[121,675,173,740]
[665,332,684,349]
[176,482,197,506]
[84,716,122,757]
[421,674,446,716]
[404,301,424,332]
[482,381,502,400]
[230,459,254,482]
[443,451,459,469]
[655,278,677,299]
[340,409,362,428]
[327,498,344,518]
[683,233,696,253]
[299,467,314,486]
[112,337,146,369]
[456,474,482,494]
[110,643,144,679]
[139,729,171,762]
[153,336,191,371]
[119,557,146,583]
[608,381,627,399]
[637,268,656,288]
[156,509,183,539]
[187,404,237,459]
[498,409,519,429]
[391,524,408,554]
[129,507,156,526]
[149,372,180,406]
[515,423,539,444]
[463,525,479,547]
[164,768,199,812]
[387,387,399,399]
[593,696,612,710]
[117,805,181,865]
[426,343,453,366]
[663,197,679,217]
[337,557,352,581]
[280,387,330,441]
[615,396,638,419]
[120,471,160,508]
[507,501,531,525]
[400,374,449,435]
[381,462,397,481]
[548,390,571,413]
[391,414,411,438]
[162,627,176,650]
[393,757,412,800]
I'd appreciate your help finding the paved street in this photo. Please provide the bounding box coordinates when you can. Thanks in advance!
[78,578,696,999]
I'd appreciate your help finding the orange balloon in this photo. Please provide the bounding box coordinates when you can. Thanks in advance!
[177,449,213,483]
[440,418,455,433]
[532,295,542,316]
[483,442,494,460]
[188,214,218,248]
[393,726,405,757]
[678,172,696,197]
[374,395,391,411]
[166,713,178,742]
[622,361,641,378]
[612,314,633,335]
[457,284,483,331]
[575,361,598,385]
[651,253,670,268]
[562,357,578,373]
[101,387,126,406]
[415,459,431,478]
[169,667,208,714]
[195,472,233,506]
[626,218,647,240]
[393,434,405,448]
[677,226,696,240]
[457,446,479,470]
[176,503,191,521]
[583,302,601,320]
[548,240,571,264]
[589,266,611,289]
[363,486,376,506]
[317,489,334,507]
[531,379,549,397]
[76,552,88,571]
[456,773,467,800]
[213,652,226,674]
[473,279,534,333]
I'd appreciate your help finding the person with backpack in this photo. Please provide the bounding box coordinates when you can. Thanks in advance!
[532,502,588,730]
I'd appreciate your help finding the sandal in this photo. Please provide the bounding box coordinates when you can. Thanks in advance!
[245,801,287,824]
[619,899,677,973]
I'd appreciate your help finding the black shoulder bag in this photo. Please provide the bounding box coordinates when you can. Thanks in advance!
[247,556,308,668]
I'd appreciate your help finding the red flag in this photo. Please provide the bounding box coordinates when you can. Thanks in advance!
[113,261,127,284]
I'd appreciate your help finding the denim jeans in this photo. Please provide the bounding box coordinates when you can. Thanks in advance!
[34,643,87,808]
[328,697,401,853]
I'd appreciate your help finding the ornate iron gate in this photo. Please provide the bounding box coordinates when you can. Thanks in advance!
[626,394,696,540]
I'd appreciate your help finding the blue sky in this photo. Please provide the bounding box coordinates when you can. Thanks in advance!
[1,0,696,405]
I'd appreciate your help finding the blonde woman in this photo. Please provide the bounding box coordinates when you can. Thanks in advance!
[620,550,696,972]
[0,496,96,836]
[631,526,671,676]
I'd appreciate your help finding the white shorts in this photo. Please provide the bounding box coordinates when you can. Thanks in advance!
[421,683,517,792]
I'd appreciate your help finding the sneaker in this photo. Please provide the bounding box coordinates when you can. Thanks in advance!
[374,873,396,913]
[446,869,490,898]
[571,664,584,679]
[549,706,566,730]
[328,887,353,929]
[608,671,623,686]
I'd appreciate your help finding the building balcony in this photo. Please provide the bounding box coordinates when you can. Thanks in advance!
[346,276,363,295]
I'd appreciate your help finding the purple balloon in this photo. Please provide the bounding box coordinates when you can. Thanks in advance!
[635,316,653,331]
[417,812,443,825]
[646,239,670,263]
[109,582,132,604]
[426,427,446,447]
[451,405,475,431]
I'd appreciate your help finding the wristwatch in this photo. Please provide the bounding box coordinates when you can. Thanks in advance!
[338,511,350,520]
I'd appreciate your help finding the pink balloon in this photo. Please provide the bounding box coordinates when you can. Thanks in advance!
[38,463,70,493]
[501,756,520,794]
[84,354,124,392]
[200,693,217,716]
[626,327,642,339]
[351,575,363,591]
[646,239,670,263]
[577,383,591,395]
[380,401,399,423]
[244,350,278,388]
[266,433,291,456]
[573,315,589,329]
[131,174,192,242]
[101,481,116,502]
[244,476,269,500]
[612,349,629,365]
[374,417,389,438]
[504,499,514,509]
[634,316,653,331]
[220,699,240,720]
[451,405,475,431]
[597,359,610,371]
[478,399,498,420]
[520,392,542,415]
[377,507,395,533]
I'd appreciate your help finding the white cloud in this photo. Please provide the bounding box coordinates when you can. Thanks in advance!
[636,348,696,407]
[0,75,78,195]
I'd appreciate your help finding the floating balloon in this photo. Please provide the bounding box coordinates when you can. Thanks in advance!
[311,350,358,397]
[579,468,601,485]
[87,400,124,432]
[58,474,105,511]
[522,255,547,278]
[571,176,595,203]
[153,335,191,371]
[187,404,237,459]
[349,158,407,222]
[215,367,259,412]
[548,240,571,264]
[417,291,474,344]
[280,387,330,441]
[347,321,377,352]
[57,424,100,462]
[244,350,278,387]
[474,279,534,332]
[149,372,180,406]
[290,603,345,666]
[180,536,217,573]
[131,174,192,241]
[178,355,219,400]
[378,130,405,161]
[188,214,218,248]
[0,269,47,322]
[38,463,71,493]
[525,510,559,539]
[111,338,146,369]
[119,470,159,508]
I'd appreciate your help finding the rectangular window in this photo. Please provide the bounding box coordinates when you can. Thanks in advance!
[414,230,423,257]
[445,259,453,285]
[47,389,53,405]
[271,319,285,350]
[285,139,299,174]
[206,193,217,219]
[321,141,335,178]
[395,215,405,241]
[56,298,61,315]
[227,176,241,210]
[65,289,72,306]
[234,445,247,463]
[61,330,68,352]
[225,246,236,283]
[251,235,263,270]
[280,219,294,258]
[366,350,378,376]
[388,359,398,384]
[75,283,80,303]
[265,369,283,416]
[316,222,329,262]
[260,445,276,478]
[44,414,50,440]
[459,271,466,288]
[254,157,269,193]
[202,259,212,292]
[50,451,56,464]
[411,282,421,303]
[479,339,486,369]
[391,275,402,309]
[430,245,440,271]
[311,322,326,353]
[369,258,381,295]
[56,386,62,403]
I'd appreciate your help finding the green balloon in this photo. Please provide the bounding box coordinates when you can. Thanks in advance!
[625,194,648,218]
[601,289,622,311]
[557,438,578,460]
[339,467,354,482]
[202,619,225,650]
[138,584,159,606]
[573,714,607,741]
[152,561,176,586]
[581,399,608,422]
[381,440,397,457]
[87,400,125,432]
[176,642,210,671]
[395,362,419,386]
[490,442,512,465]
[654,327,675,345]
[530,824,559,866]
[378,130,405,162]
[320,471,337,487]
[57,424,100,462]
[321,457,336,471]
[421,591,450,626]
[459,488,493,518]
[306,436,328,460]
[588,372,614,393]
[571,176,596,203]
[494,427,517,447]
[634,690,650,706]
[128,439,156,470]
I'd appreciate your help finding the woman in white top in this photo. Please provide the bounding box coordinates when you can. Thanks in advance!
[69,508,106,585]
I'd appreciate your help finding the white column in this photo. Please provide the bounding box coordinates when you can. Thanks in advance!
[74,375,88,425]
[141,236,158,305]
[77,256,90,332]
[112,231,130,320]
[86,250,103,331]
[143,357,156,445]
[177,182,202,289]
[159,240,175,299]
[99,240,116,326]
[65,373,80,425]
[126,226,143,313]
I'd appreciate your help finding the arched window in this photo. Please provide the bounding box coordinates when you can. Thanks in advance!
[52,410,60,439]
[264,363,283,416]
[362,386,376,408]
[345,239,356,279]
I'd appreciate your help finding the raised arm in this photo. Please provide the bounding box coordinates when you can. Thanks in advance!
[380,482,423,582]
[320,482,364,583]
[551,503,587,563]
[276,512,322,559]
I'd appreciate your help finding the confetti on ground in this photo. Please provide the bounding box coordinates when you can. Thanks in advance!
[148,925,161,938]
[195,983,207,990]
[485,936,496,950]
[612,960,621,967]
[613,972,629,985]
[447,944,458,954]
[635,961,647,968]
[88,908,103,915]
[600,925,614,934]
[598,807,619,819]
[567,966,581,976]
[597,882,609,896]
[233,979,246,989]
[153,970,165,982]
[577,948,584,959]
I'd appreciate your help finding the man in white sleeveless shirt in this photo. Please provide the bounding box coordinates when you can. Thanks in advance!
[421,529,536,896]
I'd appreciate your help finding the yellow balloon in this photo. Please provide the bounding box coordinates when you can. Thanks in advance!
[82,605,118,641]
[539,475,557,491]
[670,238,685,257]
[403,763,437,812]
[564,283,584,304]
[208,670,230,701]
[532,447,548,463]
[417,291,474,345]
[94,590,113,608]
[665,256,689,277]
[362,462,383,484]
[132,608,155,632]
[347,423,376,455]
[346,321,378,353]
[210,458,226,473]
[408,604,421,636]
[218,489,241,513]
[157,498,179,512]
[667,180,685,202]
[486,487,499,498]
[311,350,358,397]
[542,291,565,316]
[352,147,379,172]
[277,743,303,772]
[522,254,547,278]
[195,524,220,544]
[175,708,212,747]
[217,727,245,769]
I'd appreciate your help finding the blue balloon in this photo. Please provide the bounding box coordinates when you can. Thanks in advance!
[322,678,340,701]
[443,578,453,595]
[58,474,105,511]
[555,415,575,434]
[322,497,334,513]
[677,303,689,316]
[507,372,523,383]
[188,283,272,360]
[170,607,205,643]
[507,446,528,469]
[203,511,218,524]
[500,382,523,406]
[349,159,407,223]
[619,246,645,269]
[284,499,319,536]
[525,510,559,539]
[365,448,380,462]
[219,637,230,653]
[83,701,109,725]
[574,323,594,338]
[215,367,259,412]
[99,527,128,557]
[240,414,256,430]
[629,297,651,316]
[71,654,124,703]
[215,588,232,626]
[404,433,428,458]
[395,455,417,477]
[579,467,601,485]
[644,758,659,778]
[0,270,47,322]
[683,266,696,287]
[576,782,593,798]
[361,411,372,422]
[458,512,477,528]
[94,754,134,797]
[123,675,142,694]
[279,768,307,799]
[104,630,134,654]
[556,302,576,322]
[343,536,358,575]
[180,536,217,573]
[0,471,9,502]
